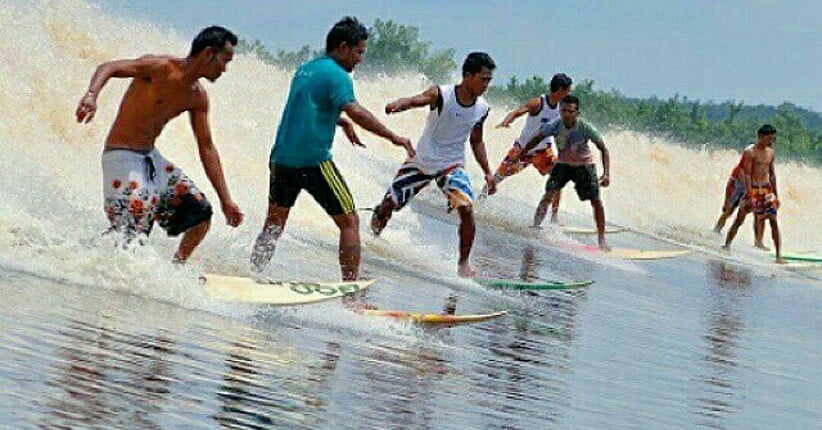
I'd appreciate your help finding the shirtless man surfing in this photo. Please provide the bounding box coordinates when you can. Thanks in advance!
[76,26,244,263]
[722,125,785,263]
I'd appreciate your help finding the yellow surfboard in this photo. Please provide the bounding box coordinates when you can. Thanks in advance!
[603,248,692,260]
[362,310,507,324]
[202,274,375,306]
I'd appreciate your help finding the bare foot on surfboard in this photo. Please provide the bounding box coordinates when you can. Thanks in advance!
[754,242,771,251]
[458,262,476,278]
[343,296,379,311]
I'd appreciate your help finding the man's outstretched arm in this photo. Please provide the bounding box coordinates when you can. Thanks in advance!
[76,55,169,123]
[740,150,754,198]
[384,85,440,115]
[337,117,365,148]
[342,102,415,158]
[515,130,547,161]
[496,97,541,128]
[769,152,778,197]
[470,121,497,195]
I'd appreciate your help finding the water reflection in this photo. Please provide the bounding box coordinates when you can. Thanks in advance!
[691,261,753,429]
[214,339,276,429]
[1,241,815,429]
[41,319,176,429]
[519,245,540,281]
[349,341,449,429]
[467,244,586,429]
[212,326,346,429]
[297,340,343,427]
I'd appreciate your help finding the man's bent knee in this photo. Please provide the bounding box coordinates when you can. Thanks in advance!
[188,219,211,234]
[334,213,360,230]
[457,205,474,219]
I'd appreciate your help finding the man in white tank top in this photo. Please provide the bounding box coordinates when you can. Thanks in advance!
[369,53,497,278]
[479,73,573,224]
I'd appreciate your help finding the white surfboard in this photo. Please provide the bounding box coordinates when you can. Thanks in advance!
[202,274,375,306]
[781,262,822,270]
[558,242,692,260]
[563,226,624,235]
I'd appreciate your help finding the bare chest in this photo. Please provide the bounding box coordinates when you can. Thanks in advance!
[749,150,772,176]
[752,150,772,166]
[126,78,197,120]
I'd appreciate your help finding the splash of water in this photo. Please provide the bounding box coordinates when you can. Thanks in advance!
[1,0,819,304]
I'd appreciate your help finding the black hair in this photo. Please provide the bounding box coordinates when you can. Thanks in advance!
[758,124,777,136]
[462,52,496,76]
[326,16,369,53]
[550,73,573,93]
[189,26,238,57]
[561,94,580,109]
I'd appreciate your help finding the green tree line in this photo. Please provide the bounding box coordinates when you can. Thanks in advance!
[491,76,821,163]
[237,19,456,82]
[239,19,821,164]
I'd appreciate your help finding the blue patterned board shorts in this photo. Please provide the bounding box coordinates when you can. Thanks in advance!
[385,161,475,212]
[102,148,213,240]
[723,177,746,211]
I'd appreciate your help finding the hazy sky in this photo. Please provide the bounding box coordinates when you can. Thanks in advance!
[100,0,821,111]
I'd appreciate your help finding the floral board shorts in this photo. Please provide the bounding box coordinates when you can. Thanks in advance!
[102,148,213,241]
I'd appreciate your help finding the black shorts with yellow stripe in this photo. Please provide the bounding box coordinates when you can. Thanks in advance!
[268,160,356,216]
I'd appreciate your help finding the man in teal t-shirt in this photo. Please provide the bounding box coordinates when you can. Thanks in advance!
[271,55,356,167]
[251,16,415,281]
[515,94,612,250]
